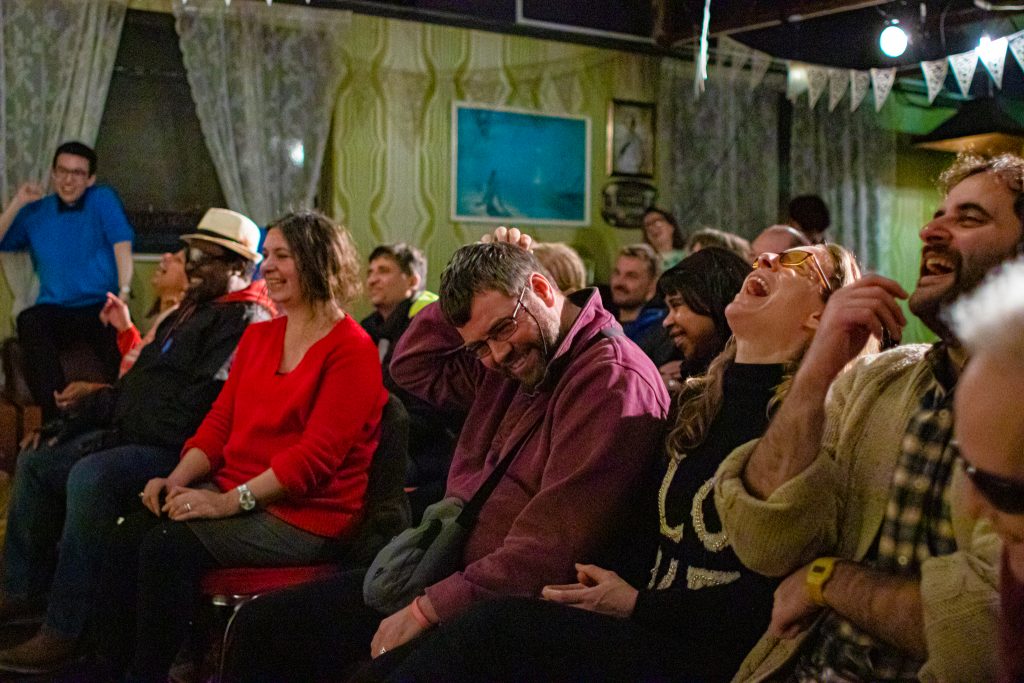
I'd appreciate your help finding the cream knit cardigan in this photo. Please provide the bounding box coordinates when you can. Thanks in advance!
[716,344,1001,683]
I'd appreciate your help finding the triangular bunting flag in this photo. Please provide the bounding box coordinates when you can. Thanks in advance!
[749,50,771,89]
[948,50,978,96]
[787,63,808,102]
[807,66,829,108]
[978,36,1009,89]
[1009,32,1024,75]
[870,67,897,112]
[849,70,870,112]
[718,36,751,81]
[920,59,948,103]
[827,68,847,112]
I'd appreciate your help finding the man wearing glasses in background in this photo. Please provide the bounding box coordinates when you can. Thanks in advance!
[715,154,1023,681]
[0,141,134,420]
[949,257,1024,683]
[215,226,669,680]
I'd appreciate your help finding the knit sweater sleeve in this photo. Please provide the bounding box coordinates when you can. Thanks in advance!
[269,329,385,495]
[713,386,849,577]
[389,302,483,413]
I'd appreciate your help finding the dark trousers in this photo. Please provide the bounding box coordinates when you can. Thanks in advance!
[221,569,384,683]
[3,434,177,638]
[17,302,120,419]
[356,597,706,683]
[93,512,218,682]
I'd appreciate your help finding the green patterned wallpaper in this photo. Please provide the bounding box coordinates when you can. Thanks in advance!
[328,14,659,317]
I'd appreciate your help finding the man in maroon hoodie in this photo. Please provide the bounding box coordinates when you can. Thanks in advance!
[217,227,670,682]
[0,208,274,673]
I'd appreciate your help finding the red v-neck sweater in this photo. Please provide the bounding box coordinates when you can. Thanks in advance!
[183,315,387,538]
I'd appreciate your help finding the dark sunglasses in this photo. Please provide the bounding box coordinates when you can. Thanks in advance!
[752,249,833,294]
[186,246,233,266]
[962,459,1024,515]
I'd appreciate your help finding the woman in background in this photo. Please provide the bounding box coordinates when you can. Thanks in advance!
[642,206,687,270]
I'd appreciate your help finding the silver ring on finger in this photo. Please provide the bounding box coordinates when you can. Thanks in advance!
[185,502,192,512]
[379,647,387,655]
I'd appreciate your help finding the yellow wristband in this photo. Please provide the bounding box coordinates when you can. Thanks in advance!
[805,557,838,607]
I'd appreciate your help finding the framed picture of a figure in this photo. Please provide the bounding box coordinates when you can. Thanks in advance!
[607,100,655,178]
[451,102,591,226]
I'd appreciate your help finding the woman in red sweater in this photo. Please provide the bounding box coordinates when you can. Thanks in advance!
[99,211,388,680]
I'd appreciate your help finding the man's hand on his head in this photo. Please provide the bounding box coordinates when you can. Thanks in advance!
[481,226,532,252]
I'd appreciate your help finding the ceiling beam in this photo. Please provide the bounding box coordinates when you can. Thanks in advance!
[654,0,895,45]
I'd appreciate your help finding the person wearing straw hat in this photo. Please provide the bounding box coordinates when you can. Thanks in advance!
[0,207,273,675]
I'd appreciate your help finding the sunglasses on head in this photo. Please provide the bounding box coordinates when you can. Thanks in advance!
[961,459,1024,515]
[752,249,833,294]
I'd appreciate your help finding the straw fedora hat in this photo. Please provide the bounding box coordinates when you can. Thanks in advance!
[181,208,262,263]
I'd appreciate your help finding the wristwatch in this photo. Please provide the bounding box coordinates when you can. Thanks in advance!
[236,483,257,512]
[805,557,838,606]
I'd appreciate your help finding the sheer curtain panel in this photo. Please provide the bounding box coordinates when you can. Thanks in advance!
[658,60,781,241]
[0,0,127,323]
[789,101,897,269]
[172,1,351,226]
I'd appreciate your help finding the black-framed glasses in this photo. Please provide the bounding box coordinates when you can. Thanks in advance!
[961,459,1024,515]
[752,249,833,295]
[463,284,528,359]
[52,165,90,180]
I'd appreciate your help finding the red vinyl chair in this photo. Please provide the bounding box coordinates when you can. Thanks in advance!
[196,394,411,677]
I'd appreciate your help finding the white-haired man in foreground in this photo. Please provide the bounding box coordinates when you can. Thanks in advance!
[949,257,1024,683]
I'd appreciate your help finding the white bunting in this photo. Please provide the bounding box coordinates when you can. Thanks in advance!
[849,70,870,112]
[787,63,808,102]
[978,36,1009,89]
[807,66,829,108]
[1009,32,1024,75]
[718,36,751,81]
[870,67,897,112]
[827,68,847,111]
[749,50,771,89]
[948,51,978,96]
[920,59,948,103]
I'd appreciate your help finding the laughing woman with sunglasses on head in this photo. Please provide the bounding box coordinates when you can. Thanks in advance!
[948,258,1024,683]
[94,211,388,681]
[359,243,871,683]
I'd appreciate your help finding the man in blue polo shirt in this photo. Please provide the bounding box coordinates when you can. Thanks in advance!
[0,141,134,419]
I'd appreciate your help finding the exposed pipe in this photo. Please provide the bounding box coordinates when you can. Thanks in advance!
[974,1,1024,10]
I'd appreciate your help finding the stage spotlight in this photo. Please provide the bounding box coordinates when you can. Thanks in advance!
[880,23,908,58]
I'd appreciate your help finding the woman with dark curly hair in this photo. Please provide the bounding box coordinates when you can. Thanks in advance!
[96,211,388,680]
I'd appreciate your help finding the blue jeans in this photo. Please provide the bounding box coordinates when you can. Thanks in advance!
[3,431,178,638]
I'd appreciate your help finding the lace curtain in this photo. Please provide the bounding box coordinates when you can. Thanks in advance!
[172,1,351,227]
[789,101,897,270]
[0,0,127,324]
[658,60,781,240]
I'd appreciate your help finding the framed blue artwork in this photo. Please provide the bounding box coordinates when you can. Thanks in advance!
[451,102,591,226]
